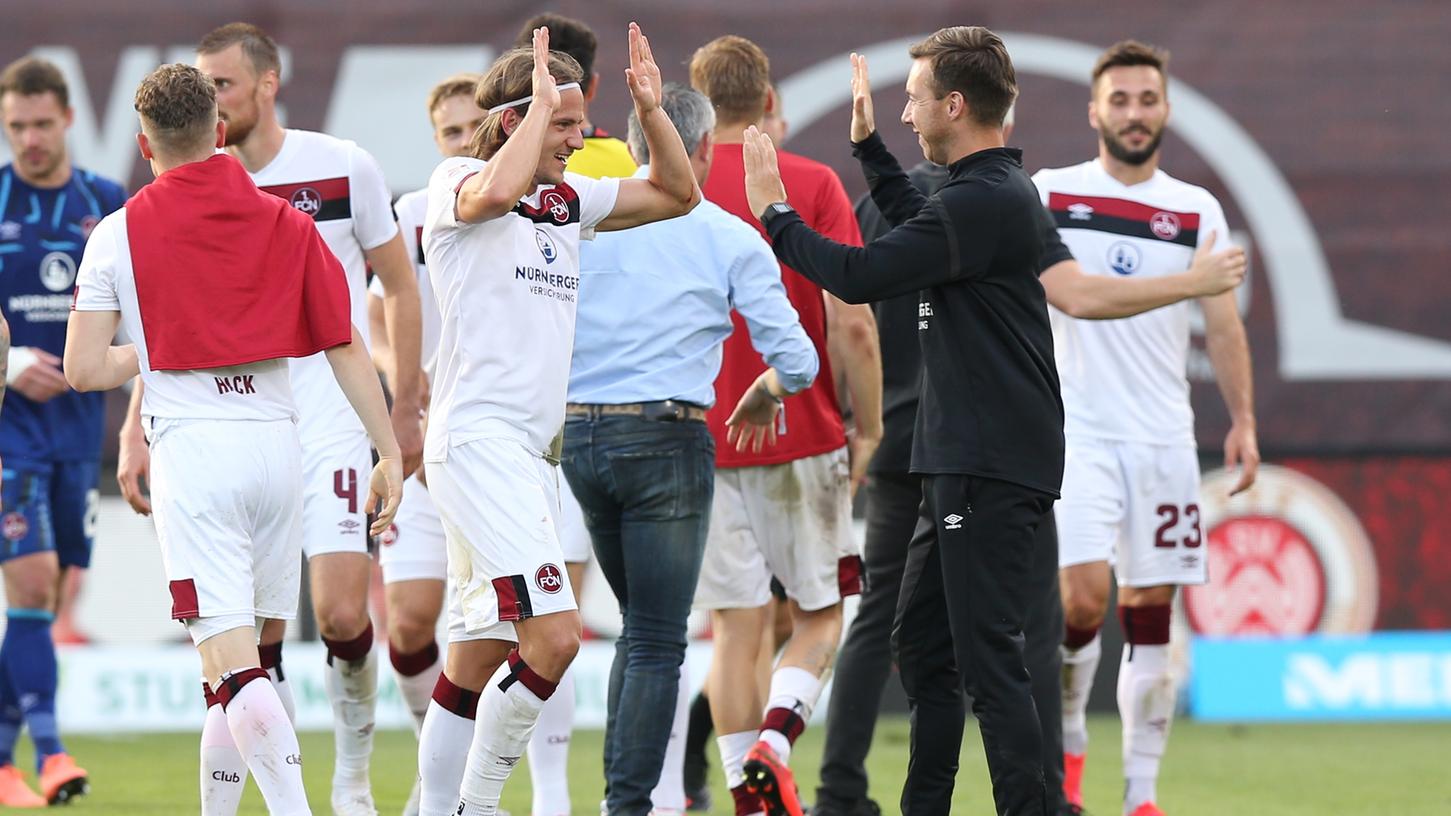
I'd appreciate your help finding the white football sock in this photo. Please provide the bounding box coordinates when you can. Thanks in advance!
[716,730,758,790]
[220,669,310,815]
[260,643,295,725]
[418,692,478,816]
[650,662,690,813]
[456,656,555,815]
[200,691,248,816]
[527,667,574,816]
[759,666,822,763]
[1061,633,1102,756]
[325,646,378,793]
[1119,642,1174,813]
[392,642,444,732]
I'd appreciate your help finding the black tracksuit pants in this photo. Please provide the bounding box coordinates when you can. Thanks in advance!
[818,472,1067,814]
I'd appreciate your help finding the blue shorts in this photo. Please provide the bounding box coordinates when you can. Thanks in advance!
[1,460,99,569]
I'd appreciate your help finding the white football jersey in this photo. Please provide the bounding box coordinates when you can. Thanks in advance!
[248,129,398,442]
[1032,159,1232,447]
[422,156,619,461]
[368,188,442,378]
[72,209,295,422]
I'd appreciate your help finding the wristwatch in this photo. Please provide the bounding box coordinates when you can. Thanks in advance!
[760,201,796,230]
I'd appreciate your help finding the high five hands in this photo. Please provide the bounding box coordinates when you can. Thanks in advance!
[625,22,663,115]
[529,26,560,112]
[850,52,876,143]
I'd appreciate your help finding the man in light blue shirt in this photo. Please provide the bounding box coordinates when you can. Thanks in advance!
[563,82,817,815]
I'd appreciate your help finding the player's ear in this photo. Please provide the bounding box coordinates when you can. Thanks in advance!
[214,118,226,149]
[63,106,75,129]
[1087,99,1100,131]
[501,108,521,136]
[585,73,599,103]
[946,90,965,122]
[136,132,153,161]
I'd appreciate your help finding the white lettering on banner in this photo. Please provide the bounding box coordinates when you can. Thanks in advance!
[1283,652,1451,710]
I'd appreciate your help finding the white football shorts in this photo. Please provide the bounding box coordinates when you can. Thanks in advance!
[378,473,447,584]
[299,430,373,558]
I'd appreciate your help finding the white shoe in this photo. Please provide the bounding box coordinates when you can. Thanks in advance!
[331,785,378,816]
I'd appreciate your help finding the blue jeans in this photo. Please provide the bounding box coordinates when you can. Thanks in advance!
[562,414,715,815]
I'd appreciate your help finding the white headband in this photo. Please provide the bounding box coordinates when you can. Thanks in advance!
[488,82,581,115]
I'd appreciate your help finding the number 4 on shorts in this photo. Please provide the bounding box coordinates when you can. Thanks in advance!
[334,468,359,514]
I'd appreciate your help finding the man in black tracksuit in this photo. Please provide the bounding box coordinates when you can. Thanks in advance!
[741,26,1063,815]
[813,160,1072,816]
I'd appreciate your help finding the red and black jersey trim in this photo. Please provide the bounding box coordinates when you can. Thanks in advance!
[1048,192,1199,248]
[413,225,425,265]
[259,176,352,223]
[512,183,581,226]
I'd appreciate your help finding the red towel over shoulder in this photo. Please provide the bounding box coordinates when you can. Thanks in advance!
[125,153,351,371]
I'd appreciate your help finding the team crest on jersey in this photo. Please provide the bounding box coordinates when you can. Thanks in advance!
[535,563,564,594]
[1107,241,1142,276]
[534,229,558,264]
[378,523,398,547]
[542,190,570,224]
[0,221,20,240]
[1,512,28,541]
[1150,211,1181,240]
[39,251,78,292]
[290,187,323,217]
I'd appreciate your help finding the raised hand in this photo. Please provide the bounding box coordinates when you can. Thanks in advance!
[625,21,663,114]
[742,126,789,218]
[531,26,560,112]
[1187,230,1248,297]
[850,52,876,143]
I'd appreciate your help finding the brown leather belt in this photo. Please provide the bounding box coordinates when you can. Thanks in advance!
[565,400,708,423]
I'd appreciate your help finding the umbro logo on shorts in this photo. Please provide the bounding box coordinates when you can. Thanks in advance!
[944,513,965,530]
[535,563,564,594]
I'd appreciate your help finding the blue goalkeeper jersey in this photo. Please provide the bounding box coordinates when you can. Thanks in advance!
[0,163,127,463]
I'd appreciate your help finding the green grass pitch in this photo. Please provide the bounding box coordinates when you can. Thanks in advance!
[9,716,1449,814]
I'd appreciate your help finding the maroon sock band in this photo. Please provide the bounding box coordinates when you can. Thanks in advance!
[258,642,284,676]
[202,681,219,708]
[1119,604,1172,646]
[323,622,374,663]
[499,649,558,701]
[389,639,440,677]
[1063,623,1101,651]
[431,673,481,720]
[761,706,807,745]
[215,667,269,711]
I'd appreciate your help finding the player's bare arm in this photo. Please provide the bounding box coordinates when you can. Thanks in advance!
[117,379,151,515]
[365,232,425,477]
[824,294,883,497]
[324,324,404,533]
[1201,289,1259,495]
[0,311,9,406]
[597,22,700,231]
[1042,230,1246,319]
[62,310,139,392]
[456,27,564,223]
[366,291,392,381]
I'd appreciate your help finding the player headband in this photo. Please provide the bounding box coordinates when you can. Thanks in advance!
[487,82,581,115]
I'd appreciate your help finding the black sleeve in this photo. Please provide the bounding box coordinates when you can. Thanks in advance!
[1036,203,1074,273]
[855,131,930,229]
[766,183,999,304]
[853,191,889,244]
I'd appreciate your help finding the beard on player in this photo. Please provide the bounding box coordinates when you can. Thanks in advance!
[219,91,261,147]
[1100,120,1164,166]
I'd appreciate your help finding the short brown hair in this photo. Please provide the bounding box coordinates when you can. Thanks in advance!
[689,36,770,126]
[0,56,69,109]
[1091,40,1170,91]
[427,73,482,117]
[469,48,584,160]
[908,26,1017,128]
[197,22,282,78]
[515,14,597,88]
[134,63,217,154]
